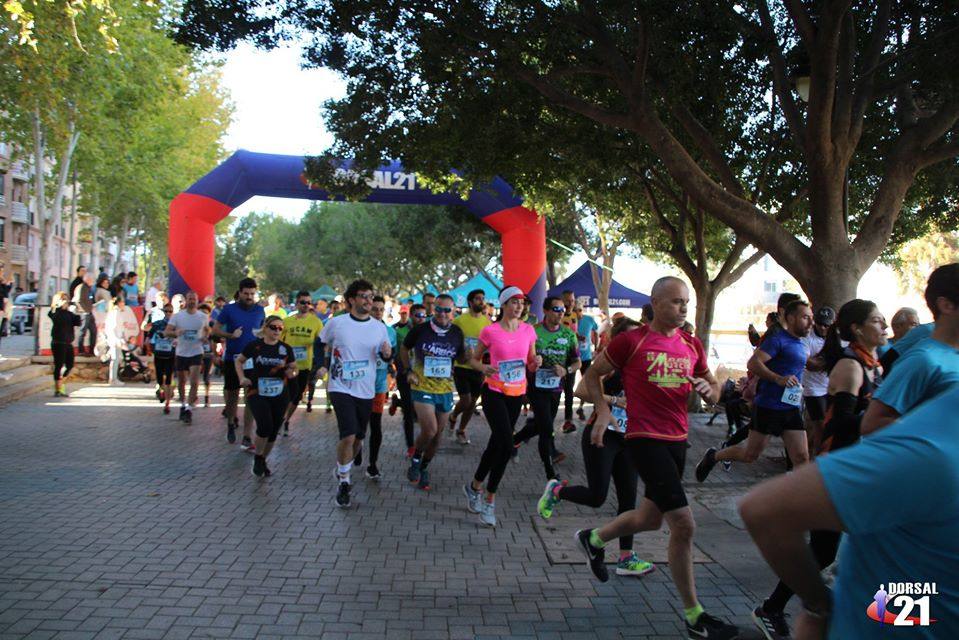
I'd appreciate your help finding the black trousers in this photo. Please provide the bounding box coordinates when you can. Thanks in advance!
[52,342,75,381]
[559,428,638,550]
[562,371,575,420]
[396,372,415,448]
[474,387,523,494]
[248,392,290,443]
[513,390,561,480]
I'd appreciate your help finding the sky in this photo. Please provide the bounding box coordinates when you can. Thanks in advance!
[220,43,346,220]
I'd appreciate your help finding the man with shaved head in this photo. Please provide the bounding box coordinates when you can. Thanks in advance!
[877,307,920,358]
[574,276,738,639]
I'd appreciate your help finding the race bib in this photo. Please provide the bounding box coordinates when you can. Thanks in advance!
[424,355,452,378]
[182,329,198,341]
[610,405,628,433]
[243,358,254,370]
[202,342,211,354]
[465,337,479,351]
[498,359,525,384]
[293,346,308,362]
[257,377,284,397]
[535,368,561,390]
[578,337,588,350]
[342,359,369,381]
[781,384,803,407]
[154,337,173,352]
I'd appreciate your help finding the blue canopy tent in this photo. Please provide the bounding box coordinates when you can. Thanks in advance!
[547,262,651,308]
[448,273,503,308]
[403,285,440,304]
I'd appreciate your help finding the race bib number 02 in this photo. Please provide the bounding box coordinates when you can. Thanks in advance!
[781,384,803,407]
[534,368,561,390]
[498,359,525,384]
[257,377,284,397]
[423,356,452,378]
[342,359,368,381]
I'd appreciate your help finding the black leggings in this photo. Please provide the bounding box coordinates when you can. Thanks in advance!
[289,370,311,408]
[369,412,383,465]
[474,387,523,494]
[396,373,415,448]
[562,371,575,420]
[513,390,560,480]
[201,356,213,386]
[52,342,74,381]
[154,356,174,387]
[764,529,841,613]
[248,392,290,443]
[560,428,638,551]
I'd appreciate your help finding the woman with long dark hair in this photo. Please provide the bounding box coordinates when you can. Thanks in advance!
[751,299,887,638]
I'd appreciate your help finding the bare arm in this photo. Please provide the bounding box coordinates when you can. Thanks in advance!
[470,342,496,375]
[748,348,798,387]
[211,320,240,340]
[583,354,616,446]
[859,399,900,436]
[234,354,250,387]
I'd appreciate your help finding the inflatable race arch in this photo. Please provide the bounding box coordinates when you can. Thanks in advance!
[168,150,547,310]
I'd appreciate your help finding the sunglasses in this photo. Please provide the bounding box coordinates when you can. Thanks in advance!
[355,292,374,300]
[266,324,283,331]
[413,313,427,319]
[434,306,453,314]
[549,306,565,313]
[297,300,310,305]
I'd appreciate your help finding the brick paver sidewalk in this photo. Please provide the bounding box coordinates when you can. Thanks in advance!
[0,380,782,639]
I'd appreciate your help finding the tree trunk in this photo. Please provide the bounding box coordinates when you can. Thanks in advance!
[794,257,862,310]
[546,258,558,289]
[90,215,100,273]
[692,279,717,357]
[32,110,49,304]
[115,215,130,272]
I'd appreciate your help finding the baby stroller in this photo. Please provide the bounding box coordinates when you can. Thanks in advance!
[118,345,152,383]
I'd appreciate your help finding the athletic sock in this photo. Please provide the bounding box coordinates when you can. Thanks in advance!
[589,529,606,548]
[684,603,704,625]
[420,457,431,471]
[337,462,352,483]
[551,483,563,498]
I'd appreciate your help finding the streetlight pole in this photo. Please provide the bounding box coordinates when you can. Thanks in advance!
[69,166,78,274]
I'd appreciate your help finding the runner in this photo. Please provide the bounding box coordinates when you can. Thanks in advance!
[800,306,835,455]
[748,298,886,640]
[318,279,391,508]
[280,290,324,435]
[212,278,265,448]
[575,307,599,420]
[560,290,580,433]
[48,291,81,397]
[537,316,654,578]
[695,299,814,481]
[235,315,297,478]
[876,306,919,357]
[365,295,396,479]
[862,263,959,434]
[164,291,209,424]
[198,303,215,407]
[394,303,427,456]
[144,302,175,414]
[574,276,738,640]
[463,286,540,527]
[422,292,436,317]
[388,304,412,417]
[449,289,491,444]
[513,295,580,481]
[403,294,466,491]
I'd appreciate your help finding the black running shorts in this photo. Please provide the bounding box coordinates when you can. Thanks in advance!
[626,438,688,513]
[330,391,373,440]
[223,360,241,391]
[753,406,805,436]
[803,395,827,422]
[453,367,484,397]
[175,354,202,372]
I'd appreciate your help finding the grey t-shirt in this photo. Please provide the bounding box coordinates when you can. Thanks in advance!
[168,310,209,358]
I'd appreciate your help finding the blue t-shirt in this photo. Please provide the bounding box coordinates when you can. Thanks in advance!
[216,302,265,361]
[818,385,959,640]
[375,323,397,394]
[889,322,935,357]
[122,283,139,306]
[754,329,808,410]
[577,315,599,361]
[873,337,959,416]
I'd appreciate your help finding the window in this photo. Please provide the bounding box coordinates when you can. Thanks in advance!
[12,180,26,203]
[763,281,778,293]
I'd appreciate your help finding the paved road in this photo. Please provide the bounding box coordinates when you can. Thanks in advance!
[0,378,788,639]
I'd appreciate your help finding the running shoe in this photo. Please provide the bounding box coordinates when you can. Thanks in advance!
[366,464,380,480]
[183,409,192,425]
[306,401,312,413]
[455,430,470,445]
[720,440,732,471]
[685,611,739,640]
[155,388,163,403]
[178,406,186,421]
[574,529,609,582]
[561,421,576,434]
[417,469,431,491]
[335,481,351,508]
[163,406,170,415]
[537,479,564,519]
[464,483,482,514]
[241,436,253,451]
[388,394,399,416]
[576,407,586,420]
[252,455,266,477]
[407,457,421,483]
[615,553,655,577]
[283,421,289,437]
[751,605,790,640]
[695,447,718,482]
[227,421,237,444]
[262,463,272,477]
[479,500,496,527]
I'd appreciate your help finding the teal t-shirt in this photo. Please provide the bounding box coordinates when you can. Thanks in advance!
[889,322,935,357]
[375,323,397,394]
[873,337,959,416]
[577,315,599,361]
[819,385,959,639]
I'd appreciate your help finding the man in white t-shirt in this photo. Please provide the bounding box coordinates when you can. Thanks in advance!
[800,306,835,453]
[165,291,209,424]
[318,279,391,508]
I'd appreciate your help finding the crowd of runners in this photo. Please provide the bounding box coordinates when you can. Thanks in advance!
[42,262,959,640]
